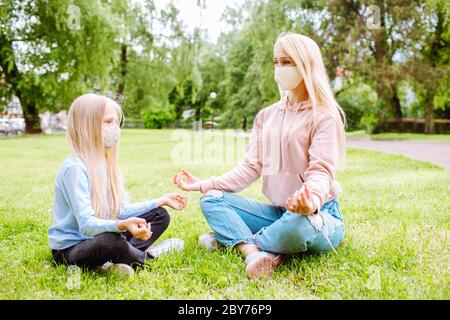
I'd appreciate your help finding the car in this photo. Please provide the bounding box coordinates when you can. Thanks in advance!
[0,119,12,137]
[9,118,25,135]
[0,118,25,137]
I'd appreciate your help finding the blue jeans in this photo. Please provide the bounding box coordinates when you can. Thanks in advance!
[199,191,345,254]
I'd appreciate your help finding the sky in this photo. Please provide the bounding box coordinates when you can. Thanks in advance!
[154,0,245,43]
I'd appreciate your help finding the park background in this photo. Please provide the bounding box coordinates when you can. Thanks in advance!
[0,0,449,299]
[1,0,449,134]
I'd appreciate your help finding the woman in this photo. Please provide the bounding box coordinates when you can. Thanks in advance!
[48,93,186,276]
[173,33,346,279]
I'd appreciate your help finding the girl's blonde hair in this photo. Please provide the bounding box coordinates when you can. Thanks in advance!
[275,32,346,166]
[66,93,126,219]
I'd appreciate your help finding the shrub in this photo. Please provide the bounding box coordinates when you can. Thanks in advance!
[337,82,381,131]
[360,114,378,134]
[141,104,176,129]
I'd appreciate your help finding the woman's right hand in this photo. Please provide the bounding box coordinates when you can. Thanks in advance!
[173,169,201,192]
[117,217,152,241]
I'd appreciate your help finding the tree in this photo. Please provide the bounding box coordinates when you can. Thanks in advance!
[219,0,293,129]
[0,0,120,133]
[167,29,204,124]
[323,0,427,129]
[111,0,183,121]
[408,0,449,133]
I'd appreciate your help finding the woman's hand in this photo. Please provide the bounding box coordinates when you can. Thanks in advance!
[173,169,201,192]
[285,184,317,215]
[157,192,187,210]
[117,217,152,240]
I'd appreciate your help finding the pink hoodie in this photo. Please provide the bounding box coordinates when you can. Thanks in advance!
[199,95,343,210]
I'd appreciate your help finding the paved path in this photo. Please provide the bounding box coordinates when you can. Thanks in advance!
[346,139,450,170]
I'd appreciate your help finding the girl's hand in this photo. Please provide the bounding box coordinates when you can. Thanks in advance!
[117,218,152,240]
[157,192,187,210]
[285,184,317,215]
[172,169,201,192]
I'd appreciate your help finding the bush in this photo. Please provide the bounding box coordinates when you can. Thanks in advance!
[360,114,378,134]
[336,82,381,131]
[140,104,176,129]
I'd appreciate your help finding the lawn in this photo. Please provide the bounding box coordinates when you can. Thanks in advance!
[346,130,450,142]
[0,129,449,299]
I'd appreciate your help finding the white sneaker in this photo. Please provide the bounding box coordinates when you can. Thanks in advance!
[98,262,134,277]
[197,232,220,250]
[146,238,184,258]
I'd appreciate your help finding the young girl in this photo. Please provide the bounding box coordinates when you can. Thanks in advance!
[48,93,186,275]
[174,32,346,279]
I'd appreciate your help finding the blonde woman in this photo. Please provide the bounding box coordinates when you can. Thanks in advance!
[48,94,186,275]
[173,33,346,279]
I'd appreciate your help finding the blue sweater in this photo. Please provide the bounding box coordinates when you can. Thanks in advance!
[48,155,157,250]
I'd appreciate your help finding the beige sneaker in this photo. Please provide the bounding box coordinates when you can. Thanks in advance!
[245,252,274,279]
[197,232,220,250]
[98,262,134,277]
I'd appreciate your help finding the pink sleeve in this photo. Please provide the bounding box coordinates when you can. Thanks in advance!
[303,112,340,210]
[199,112,263,193]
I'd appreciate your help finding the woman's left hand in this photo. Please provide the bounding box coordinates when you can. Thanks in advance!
[285,184,317,215]
[157,193,187,210]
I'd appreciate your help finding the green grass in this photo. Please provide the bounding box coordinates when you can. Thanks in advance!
[370,132,450,142]
[346,130,450,142]
[0,129,449,299]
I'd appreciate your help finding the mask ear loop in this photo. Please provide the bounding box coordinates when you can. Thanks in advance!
[323,230,339,256]
[316,211,339,256]
[119,115,124,128]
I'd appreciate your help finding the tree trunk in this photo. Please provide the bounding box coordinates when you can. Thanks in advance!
[117,44,127,96]
[373,0,390,130]
[424,94,435,134]
[242,117,247,131]
[372,0,402,132]
[391,85,403,131]
[195,106,201,121]
[23,101,41,133]
[0,32,41,133]
[422,2,444,135]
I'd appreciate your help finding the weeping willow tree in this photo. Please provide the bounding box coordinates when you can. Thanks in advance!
[0,0,185,132]
[0,0,121,132]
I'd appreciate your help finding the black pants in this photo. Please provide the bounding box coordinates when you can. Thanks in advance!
[52,207,170,269]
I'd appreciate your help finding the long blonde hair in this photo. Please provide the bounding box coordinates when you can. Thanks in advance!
[275,32,346,166]
[66,93,126,219]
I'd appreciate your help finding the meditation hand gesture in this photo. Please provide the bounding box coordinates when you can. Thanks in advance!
[117,218,152,241]
[157,193,187,210]
[285,184,317,215]
[173,169,201,192]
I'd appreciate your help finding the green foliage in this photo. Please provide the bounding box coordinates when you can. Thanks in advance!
[359,114,379,134]
[112,1,181,121]
[0,0,183,131]
[141,102,176,129]
[336,82,381,131]
[1,0,448,133]
[1,0,120,108]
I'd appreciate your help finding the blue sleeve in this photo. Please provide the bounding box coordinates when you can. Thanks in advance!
[117,200,158,220]
[61,165,122,237]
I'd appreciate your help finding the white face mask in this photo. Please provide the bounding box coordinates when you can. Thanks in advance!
[102,123,121,149]
[274,66,303,90]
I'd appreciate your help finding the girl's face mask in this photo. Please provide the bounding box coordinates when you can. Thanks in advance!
[274,66,303,91]
[102,123,121,149]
